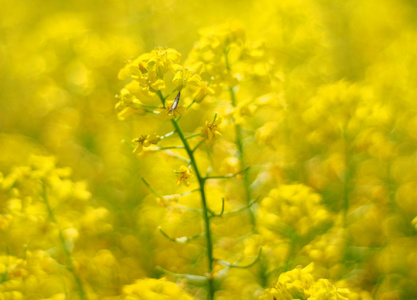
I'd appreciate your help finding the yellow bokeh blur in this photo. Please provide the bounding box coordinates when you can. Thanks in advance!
[1,0,417,299]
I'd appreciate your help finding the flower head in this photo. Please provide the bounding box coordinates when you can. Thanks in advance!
[201,114,222,141]
[175,166,193,186]
[132,133,160,155]
[193,80,215,103]
[172,64,203,90]
[157,92,186,119]
[148,48,182,77]
[121,278,194,299]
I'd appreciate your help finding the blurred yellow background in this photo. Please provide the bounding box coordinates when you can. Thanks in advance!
[1,0,417,299]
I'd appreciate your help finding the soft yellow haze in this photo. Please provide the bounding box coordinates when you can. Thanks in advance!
[1,0,417,299]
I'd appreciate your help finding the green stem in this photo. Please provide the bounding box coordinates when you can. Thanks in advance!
[171,118,215,299]
[186,133,201,140]
[157,92,215,300]
[42,182,87,300]
[157,146,185,150]
[205,167,249,181]
[193,137,208,153]
[228,86,255,227]
[156,90,166,106]
[141,177,163,198]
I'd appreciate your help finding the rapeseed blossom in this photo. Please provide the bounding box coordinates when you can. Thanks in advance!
[2,0,417,299]
[175,166,193,186]
[201,115,223,141]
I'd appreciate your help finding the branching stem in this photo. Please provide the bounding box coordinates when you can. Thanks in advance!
[157,92,215,300]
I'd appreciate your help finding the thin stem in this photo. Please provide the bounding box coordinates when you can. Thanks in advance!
[156,266,207,285]
[221,197,259,217]
[156,90,166,106]
[211,112,218,125]
[205,167,249,181]
[192,137,208,153]
[176,204,203,214]
[41,182,87,300]
[178,188,200,197]
[187,99,196,111]
[209,198,225,218]
[160,131,176,140]
[171,118,215,299]
[159,227,204,244]
[157,91,215,300]
[165,89,178,100]
[139,104,161,109]
[215,248,262,269]
[141,177,163,198]
[186,133,201,140]
[161,150,190,163]
[156,146,185,150]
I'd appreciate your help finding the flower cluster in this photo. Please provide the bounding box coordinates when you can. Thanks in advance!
[0,155,113,299]
[121,278,194,300]
[259,264,371,300]
[258,184,333,238]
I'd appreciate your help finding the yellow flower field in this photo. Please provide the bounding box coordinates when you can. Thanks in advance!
[1,0,417,299]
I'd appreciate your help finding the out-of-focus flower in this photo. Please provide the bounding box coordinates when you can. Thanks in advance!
[258,184,334,238]
[201,114,223,141]
[256,122,279,148]
[115,88,147,120]
[121,277,194,299]
[259,263,365,300]
[193,80,215,103]
[132,133,160,155]
[172,64,203,90]
[175,165,193,186]
[157,99,186,119]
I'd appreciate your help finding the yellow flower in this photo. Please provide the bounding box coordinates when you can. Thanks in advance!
[156,194,179,207]
[132,133,160,155]
[260,264,355,300]
[115,88,148,120]
[176,165,192,186]
[121,277,194,300]
[193,80,215,103]
[201,114,222,141]
[148,48,182,76]
[258,184,333,238]
[157,92,186,119]
[172,65,203,90]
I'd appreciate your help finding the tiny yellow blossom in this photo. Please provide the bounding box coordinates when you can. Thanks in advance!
[259,264,355,300]
[156,194,179,207]
[201,114,222,141]
[172,65,203,90]
[193,80,215,103]
[148,48,182,76]
[132,133,160,155]
[176,165,193,186]
[157,99,186,119]
[121,277,194,300]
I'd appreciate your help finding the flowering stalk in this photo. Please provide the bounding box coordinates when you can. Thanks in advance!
[157,92,215,300]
